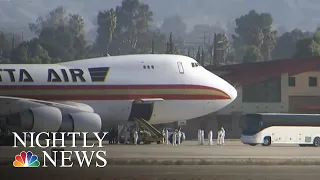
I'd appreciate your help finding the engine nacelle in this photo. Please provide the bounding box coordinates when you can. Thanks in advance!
[6,106,63,132]
[59,112,102,133]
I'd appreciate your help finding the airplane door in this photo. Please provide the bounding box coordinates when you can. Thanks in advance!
[177,62,184,74]
[129,101,154,121]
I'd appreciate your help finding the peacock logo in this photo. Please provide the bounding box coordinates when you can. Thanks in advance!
[13,151,40,167]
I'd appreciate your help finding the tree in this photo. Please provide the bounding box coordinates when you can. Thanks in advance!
[0,32,11,61]
[94,0,154,55]
[201,47,205,65]
[0,31,22,63]
[160,15,187,38]
[295,29,320,58]
[68,14,88,59]
[29,6,67,36]
[261,30,277,61]
[114,0,153,54]
[243,45,261,63]
[28,6,88,61]
[215,33,230,64]
[11,38,51,64]
[233,10,276,62]
[196,46,201,63]
[135,29,166,54]
[165,32,179,54]
[94,9,117,55]
[272,29,311,59]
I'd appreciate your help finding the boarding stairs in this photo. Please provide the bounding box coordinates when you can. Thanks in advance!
[133,117,164,144]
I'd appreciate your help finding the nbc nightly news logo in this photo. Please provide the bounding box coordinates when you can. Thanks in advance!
[13,151,40,167]
[12,132,108,168]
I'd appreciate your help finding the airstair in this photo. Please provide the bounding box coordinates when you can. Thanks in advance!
[133,117,164,144]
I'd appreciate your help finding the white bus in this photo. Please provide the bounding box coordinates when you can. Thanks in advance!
[240,113,320,147]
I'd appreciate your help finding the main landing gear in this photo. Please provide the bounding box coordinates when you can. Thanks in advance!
[0,122,14,146]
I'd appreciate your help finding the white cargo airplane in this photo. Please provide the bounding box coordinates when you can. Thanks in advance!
[0,54,237,144]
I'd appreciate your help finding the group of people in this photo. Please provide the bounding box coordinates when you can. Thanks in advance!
[108,127,119,144]
[198,127,225,145]
[161,127,182,146]
[108,125,140,145]
[122,125,139,145]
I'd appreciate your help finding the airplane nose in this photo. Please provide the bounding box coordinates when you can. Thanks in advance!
[228,84,237,101]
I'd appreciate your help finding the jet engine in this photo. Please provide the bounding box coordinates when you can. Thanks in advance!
[6,106,63,132]
[59,112,102,133]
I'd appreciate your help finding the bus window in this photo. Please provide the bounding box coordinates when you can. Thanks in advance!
[242,115,263,136]
[177,62,184,74]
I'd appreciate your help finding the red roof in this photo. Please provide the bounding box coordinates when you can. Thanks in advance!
[204,56,320,87]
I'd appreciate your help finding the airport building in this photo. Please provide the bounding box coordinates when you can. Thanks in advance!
[180,57,320,139]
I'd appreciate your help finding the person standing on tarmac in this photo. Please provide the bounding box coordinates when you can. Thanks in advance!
[177,127,181,145]
[217,128,223,145]
[133,128,139,145]
[162,128,166,144]
[197,129,201,145]
[201,129,205,145]
[208,129,213,145]
[221,127,225,145]
[172,129,177,146]
[108,128,113,144]
[165,128,169,145]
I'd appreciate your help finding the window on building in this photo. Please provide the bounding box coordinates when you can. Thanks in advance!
[309,77,317,87]
[288,77,295,87]
[242,77,281,103]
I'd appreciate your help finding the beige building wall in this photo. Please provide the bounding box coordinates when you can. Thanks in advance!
[287,71,320,96]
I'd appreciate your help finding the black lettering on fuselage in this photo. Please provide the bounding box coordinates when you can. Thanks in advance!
[0,69,34,82]
[47,68,86,83]
[3,69,15,82]
[61,69,69,82]
[70,69,85,82]
[19,69,34,82]
[47,69,62,82]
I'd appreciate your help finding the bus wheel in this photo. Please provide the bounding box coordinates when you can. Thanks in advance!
[313,137,320,147]
[249,144,257,146]
[299,144,308,147]
[262,137,271,146]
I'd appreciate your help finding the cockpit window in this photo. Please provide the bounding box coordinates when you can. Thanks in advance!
[191,62,200,67]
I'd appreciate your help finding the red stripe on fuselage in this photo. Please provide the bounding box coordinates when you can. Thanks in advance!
[11,94,230,100]
[0,84,220,90]
[0,84,231,100]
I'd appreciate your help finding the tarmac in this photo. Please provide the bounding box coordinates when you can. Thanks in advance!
[1,140,320,165]
[1,140,320,179]
[1,165,320,180]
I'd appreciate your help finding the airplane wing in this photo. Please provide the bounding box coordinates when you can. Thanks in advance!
[0,96,101,133]
[205,56,320,87]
